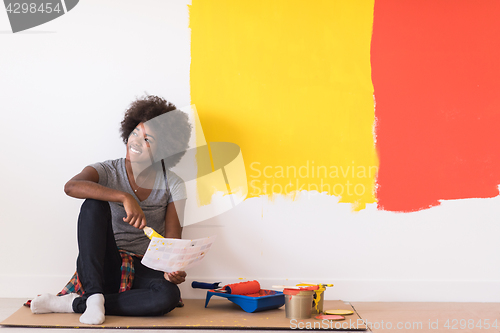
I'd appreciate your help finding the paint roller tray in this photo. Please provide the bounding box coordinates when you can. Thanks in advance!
[205,290,285,313]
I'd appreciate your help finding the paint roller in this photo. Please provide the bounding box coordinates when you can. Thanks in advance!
[192,280,261,295]
[225,280,261,295]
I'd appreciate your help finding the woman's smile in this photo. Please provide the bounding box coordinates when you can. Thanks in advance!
[129,144,143,155]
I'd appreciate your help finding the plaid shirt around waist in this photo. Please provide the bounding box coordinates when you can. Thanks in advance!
[57,250,141,296]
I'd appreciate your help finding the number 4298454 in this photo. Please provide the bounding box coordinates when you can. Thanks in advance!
[444,319,498,330]
[6,3,62,14]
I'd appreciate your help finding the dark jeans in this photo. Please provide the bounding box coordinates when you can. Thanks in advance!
[72,199,180,316]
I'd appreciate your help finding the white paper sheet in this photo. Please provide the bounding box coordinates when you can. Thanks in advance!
[141,236,216,273]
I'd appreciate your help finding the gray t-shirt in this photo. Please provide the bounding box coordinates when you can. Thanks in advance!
[90,158,186,255]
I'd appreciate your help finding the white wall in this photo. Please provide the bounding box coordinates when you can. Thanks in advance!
[0,0,498,302]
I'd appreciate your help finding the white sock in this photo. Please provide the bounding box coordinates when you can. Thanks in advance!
[79,293,105,325]
[31,293,78,314]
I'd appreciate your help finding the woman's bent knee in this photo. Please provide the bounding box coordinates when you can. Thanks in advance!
[80,199,110,215]
[150,280,180,315]
[77,199,113,241]
[79,199,111,226]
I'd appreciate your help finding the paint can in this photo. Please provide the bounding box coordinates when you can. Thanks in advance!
[283,289,315,319]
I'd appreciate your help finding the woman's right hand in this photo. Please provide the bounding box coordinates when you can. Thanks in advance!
[123,194,147,229]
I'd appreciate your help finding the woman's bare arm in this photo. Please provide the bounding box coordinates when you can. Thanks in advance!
[65,166,125,202]
[64,166,146,229]
[164,200,185,239]
[163,199,187,284]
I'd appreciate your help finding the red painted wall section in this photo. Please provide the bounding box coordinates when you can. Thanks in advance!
[372,0,500,212]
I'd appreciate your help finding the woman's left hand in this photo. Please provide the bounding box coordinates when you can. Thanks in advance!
[164,271,187,284]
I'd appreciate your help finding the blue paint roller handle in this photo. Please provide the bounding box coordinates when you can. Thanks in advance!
[192,281,221,289]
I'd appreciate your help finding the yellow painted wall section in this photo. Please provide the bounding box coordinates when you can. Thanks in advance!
[190,0,378,210]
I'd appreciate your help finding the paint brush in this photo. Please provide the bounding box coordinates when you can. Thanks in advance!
[143,226,164,239]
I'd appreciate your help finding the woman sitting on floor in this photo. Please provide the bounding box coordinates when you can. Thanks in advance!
[30,95,192,325]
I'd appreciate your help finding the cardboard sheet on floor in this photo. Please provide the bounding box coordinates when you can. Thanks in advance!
[1,299,367,330]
